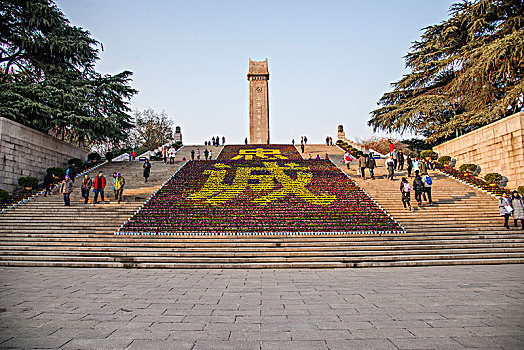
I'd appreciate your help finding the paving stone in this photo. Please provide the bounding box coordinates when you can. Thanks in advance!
[261,340,327,349]
[60,338,133,350]
[126,339,195,350]
[194,340,260,350]
[390,337,466,349]
[452,335,524,349]
[0,336,71,349]
[0,265,522,349]
[326,338,398,350]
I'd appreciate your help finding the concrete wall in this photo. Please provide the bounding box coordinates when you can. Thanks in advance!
[0,117,89,192]
[433,112,524,189]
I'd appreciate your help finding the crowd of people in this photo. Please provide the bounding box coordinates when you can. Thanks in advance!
[43,142,524,231]
[204,136,225,147]
[55,169,127,206]
[346,150,436,209]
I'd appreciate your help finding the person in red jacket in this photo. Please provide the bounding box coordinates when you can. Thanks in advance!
[92,171,106,204]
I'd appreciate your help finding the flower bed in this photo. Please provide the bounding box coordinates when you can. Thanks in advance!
[435,163,511,197]
[118,146,404,235]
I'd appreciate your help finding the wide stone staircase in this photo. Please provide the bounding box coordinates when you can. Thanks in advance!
[0,145,522,268]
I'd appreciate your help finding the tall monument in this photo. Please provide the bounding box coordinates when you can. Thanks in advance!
[247,59,269,144]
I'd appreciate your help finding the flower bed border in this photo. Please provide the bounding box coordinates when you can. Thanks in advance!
[114,153,406,236]
[434,164,511,198]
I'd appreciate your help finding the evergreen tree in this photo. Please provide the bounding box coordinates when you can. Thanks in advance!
[369,0,524,142]
[0,0,137,145]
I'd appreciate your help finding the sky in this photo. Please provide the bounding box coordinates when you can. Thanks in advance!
[55,0,456,145]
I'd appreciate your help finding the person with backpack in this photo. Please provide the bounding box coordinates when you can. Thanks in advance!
[422,173,433,206]
[65,164,77,183]
[413,171,424,206]
[400,177,411,211]
[343,152,353,170]
[385,156,395,180]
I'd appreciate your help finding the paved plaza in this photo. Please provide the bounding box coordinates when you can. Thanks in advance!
[0,265,523,349]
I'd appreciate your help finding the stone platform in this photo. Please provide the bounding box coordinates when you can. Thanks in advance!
[0,265,522,349]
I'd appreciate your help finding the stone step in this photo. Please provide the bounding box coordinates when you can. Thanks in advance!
[1,246,523,257]
[1,257,522,268]
[1,252,523,265]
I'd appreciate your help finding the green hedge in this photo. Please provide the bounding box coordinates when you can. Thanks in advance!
[46,167,65,180]
[420,150,437,159]
[459,163,477,173]
[517,186,524,196]
[0,190,10,204]
[18,176,39,188]
[438,156,451,165]
[484,173,502,184]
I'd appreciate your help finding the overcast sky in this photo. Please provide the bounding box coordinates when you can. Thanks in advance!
[56,0,456,145]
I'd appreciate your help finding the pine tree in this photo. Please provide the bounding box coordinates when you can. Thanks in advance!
[369,0,524,142]
[0,0,137,146]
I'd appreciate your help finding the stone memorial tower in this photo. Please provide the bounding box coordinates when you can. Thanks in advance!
[247,59,270,144]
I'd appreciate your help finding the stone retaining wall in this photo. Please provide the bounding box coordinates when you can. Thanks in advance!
[433,112,524,189]
[0,117,89,192]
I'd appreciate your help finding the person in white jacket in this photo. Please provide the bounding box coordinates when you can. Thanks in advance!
[422,174,433,206]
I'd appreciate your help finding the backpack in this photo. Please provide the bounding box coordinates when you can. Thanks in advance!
[414,178,424,191]
[425,175,432,185]
[403,182,411,192]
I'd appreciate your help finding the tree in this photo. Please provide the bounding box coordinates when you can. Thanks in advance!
[133,108,174,150]
[357,136,405,155]
[0,0,137,146]
[368,0,524,143]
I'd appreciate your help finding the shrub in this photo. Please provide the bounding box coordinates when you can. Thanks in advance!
[46,167,65,180]
[518,186,524,196]
[484,173,502,184]
[18,176,39,188]
[459,163,477,173]
[438,156,451,165]
[68,158,83,168]
[0,189,10,204]
[88,152,101,161]
[420,150,437,159]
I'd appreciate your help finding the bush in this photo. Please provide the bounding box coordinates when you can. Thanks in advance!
[68,158,83,168]
[88,152,101,161]
[420,150,437,159]
[46,167,65,180]
[0,189,10,204]
[517,186,524,196]
[438,156,451,165]
[18,176,39,188]
[459,163,477,173]
[484,173,502,184]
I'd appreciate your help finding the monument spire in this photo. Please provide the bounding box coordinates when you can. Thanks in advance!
[247,59,270,144]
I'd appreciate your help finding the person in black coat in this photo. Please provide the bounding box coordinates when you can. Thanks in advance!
[413,171,424,206]
[143,159,151,183]
[43,171,55,197]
